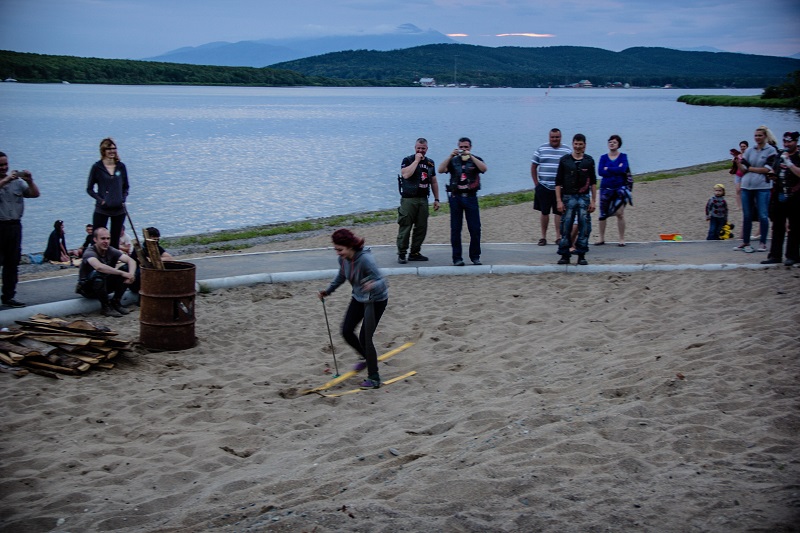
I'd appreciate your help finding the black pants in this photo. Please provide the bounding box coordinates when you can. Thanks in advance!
[769,195,800,261]
[341,298,388,380]
[0,220,22,302]
[76,270,127,305]
[92,212,126,250]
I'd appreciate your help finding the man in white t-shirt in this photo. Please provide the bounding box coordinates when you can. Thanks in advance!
[531,128,571,246]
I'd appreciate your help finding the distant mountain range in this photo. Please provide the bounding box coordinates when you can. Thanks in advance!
[146,24,456,67]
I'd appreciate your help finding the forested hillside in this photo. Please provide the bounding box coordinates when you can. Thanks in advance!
[2,45,798,88]
[272,44,800,88]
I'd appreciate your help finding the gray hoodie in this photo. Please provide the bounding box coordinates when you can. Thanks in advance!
[324,248,388,303]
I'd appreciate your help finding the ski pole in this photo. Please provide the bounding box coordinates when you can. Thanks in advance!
[321,297,339,377]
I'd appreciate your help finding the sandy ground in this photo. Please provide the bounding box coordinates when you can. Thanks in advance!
[2,168,799,532]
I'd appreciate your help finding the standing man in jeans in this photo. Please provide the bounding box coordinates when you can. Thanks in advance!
[397,138,440,264]
[438,137,487,266]
[0,151,40,308]
[555,133,597,266]
[531,128,571,246]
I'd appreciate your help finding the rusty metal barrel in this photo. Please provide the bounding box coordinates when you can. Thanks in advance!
[139,261,197,350]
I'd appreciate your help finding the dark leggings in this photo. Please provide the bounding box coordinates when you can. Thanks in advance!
[92,212,126,250]
[341,298,388,380]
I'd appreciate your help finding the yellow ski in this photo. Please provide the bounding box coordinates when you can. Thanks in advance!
[300,341,414,395]
[314,371,417,398]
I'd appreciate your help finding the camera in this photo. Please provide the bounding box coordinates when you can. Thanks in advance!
[457,149,464,155]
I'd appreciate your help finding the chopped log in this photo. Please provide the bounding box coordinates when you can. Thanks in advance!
[8,352,25,362]
[104,338,133,349]
[16,338,59,356]
[0,340,41,357]
[105,350,119,360]
[145,238,164,270]
[55,344,83,354]
[0,352,16,366]
[0,331,23,341]
[70,354,102,365]
[0,362,29,377]
[23,360,79,375]
[96,362,115,370]
[44,353,91,372]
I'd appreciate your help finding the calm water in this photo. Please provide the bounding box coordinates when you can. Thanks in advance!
[1,84,797,253]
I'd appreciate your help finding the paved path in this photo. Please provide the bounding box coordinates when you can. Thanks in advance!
[0,240,779,326]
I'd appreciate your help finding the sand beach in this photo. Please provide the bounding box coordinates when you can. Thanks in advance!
[2,167,799,532]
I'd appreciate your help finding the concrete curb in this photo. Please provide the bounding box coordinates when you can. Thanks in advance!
[0,262,780,327]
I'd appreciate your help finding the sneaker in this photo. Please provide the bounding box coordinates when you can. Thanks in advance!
[784,258,798,266]
[471,259,482,265]
[352,360,367,372]
[760,258,782,264]
[101,305,123,318]
[453,260,465,266]
[557,256,571,265]
[359,378,381,389]
[397,254,407,264]
[756,246,767,252]
[408,253,428,261]
[1,298,26,308]
[733,243,747,250]
[110,300,130,315]
[743,245,755,253]
[577,256,588,266]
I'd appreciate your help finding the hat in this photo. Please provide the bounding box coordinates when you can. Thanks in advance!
[784,131,799,142]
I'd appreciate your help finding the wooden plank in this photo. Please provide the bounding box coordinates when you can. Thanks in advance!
[23,360,79,375]
[0,352,17,366]
[28,335,92,346]
[70,354,102,365]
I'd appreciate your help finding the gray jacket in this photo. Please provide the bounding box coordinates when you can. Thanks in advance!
[324,248,388,303]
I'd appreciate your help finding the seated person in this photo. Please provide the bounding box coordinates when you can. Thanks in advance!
[128,227,173,293]
[118,224,132,255]
[75,223,94,258]
[43,220,70,263]
[75,227,136,317]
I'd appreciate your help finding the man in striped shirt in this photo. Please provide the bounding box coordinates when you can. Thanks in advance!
[531,128,571,246]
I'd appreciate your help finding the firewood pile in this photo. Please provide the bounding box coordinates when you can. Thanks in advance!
[0,314,134,380]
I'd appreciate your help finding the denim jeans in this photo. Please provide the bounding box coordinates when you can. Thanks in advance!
[740,189,770,245]
[449,195,481,262]
[706,217,725,240]
[557,194,592,257]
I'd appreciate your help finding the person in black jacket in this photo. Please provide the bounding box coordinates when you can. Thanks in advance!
[86,138,129,249]
[555,133,597,265]
[396,138,440,263]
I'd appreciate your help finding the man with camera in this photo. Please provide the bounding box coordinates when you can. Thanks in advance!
[76,226,137,317]
[0,151,40,308]
[438,137,487,266]
[397,138,440,264]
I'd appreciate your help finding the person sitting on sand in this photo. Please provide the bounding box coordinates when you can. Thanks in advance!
[318,229,388,389]
[43,220,73,263]
[76,227,136,317]
[118,224,132,255]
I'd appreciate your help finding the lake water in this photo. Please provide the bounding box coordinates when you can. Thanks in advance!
[1,84,797,253]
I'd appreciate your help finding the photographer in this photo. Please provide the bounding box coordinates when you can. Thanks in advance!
[0,151,40,308]
[438,137,487,266]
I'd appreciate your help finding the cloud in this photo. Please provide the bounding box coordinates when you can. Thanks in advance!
[496,33,555,38]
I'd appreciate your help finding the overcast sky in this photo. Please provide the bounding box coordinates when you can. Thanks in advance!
[1,0,798,59]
